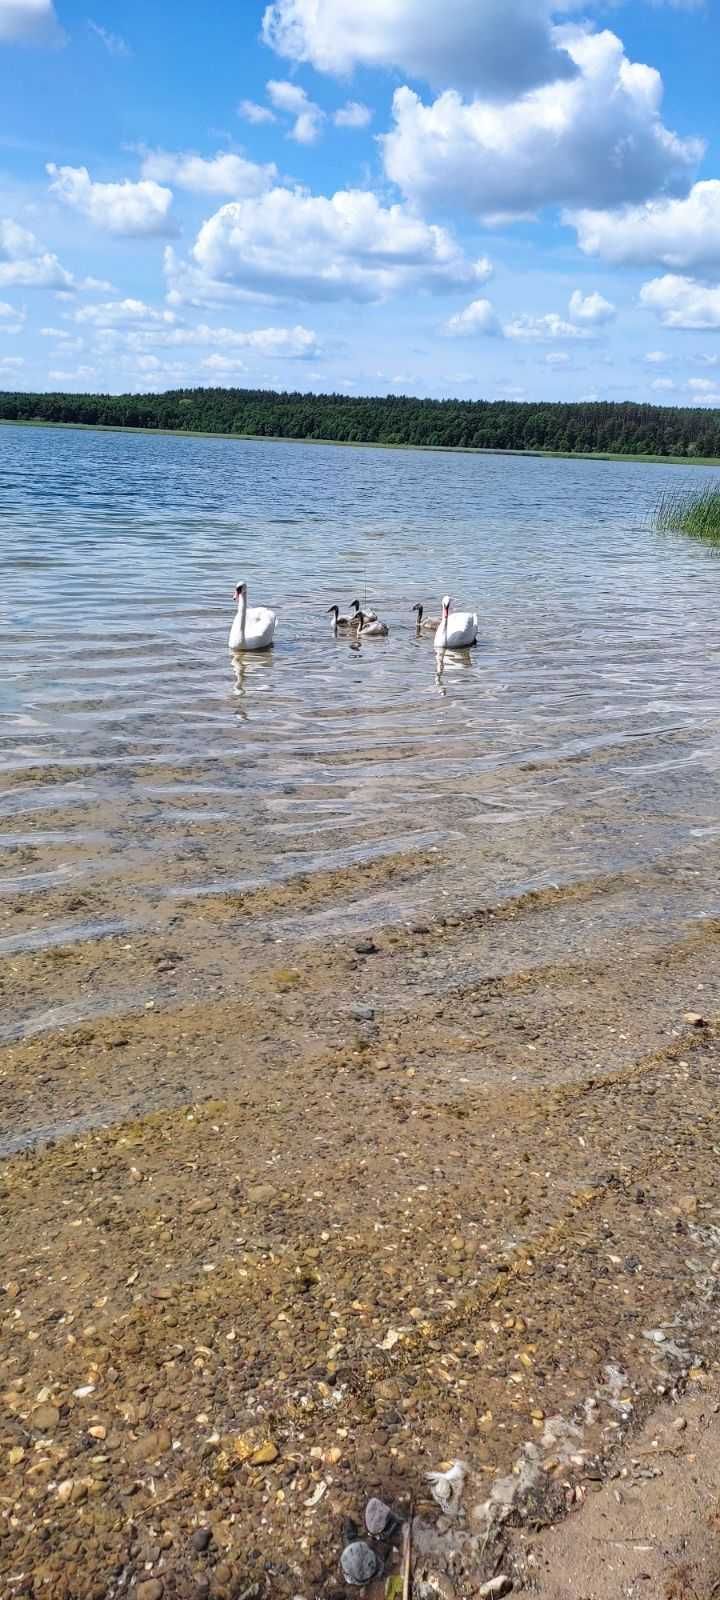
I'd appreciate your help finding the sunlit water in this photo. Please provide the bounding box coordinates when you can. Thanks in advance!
[3,421,720,959]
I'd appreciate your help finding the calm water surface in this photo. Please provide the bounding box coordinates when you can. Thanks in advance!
[2,423,720,975]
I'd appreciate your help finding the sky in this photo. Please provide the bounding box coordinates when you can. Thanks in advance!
[1,0,720,405]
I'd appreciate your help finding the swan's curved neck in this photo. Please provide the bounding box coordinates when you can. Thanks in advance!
[237,589,247,646]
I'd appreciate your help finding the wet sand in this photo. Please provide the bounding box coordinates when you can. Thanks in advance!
[2,822,720,1599]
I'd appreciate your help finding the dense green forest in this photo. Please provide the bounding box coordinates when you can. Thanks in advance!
[2,386,720,458]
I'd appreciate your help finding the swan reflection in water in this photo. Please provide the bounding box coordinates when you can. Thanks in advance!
[434,645,475,696]
[230,647,275,716]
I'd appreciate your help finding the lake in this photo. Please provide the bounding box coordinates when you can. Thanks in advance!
[3,422,720,1047]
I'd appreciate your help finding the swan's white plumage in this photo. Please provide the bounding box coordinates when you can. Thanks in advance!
[434,594,478,651]
[229,585,277,651]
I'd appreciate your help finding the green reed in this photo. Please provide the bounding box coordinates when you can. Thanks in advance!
[654,484,720,542]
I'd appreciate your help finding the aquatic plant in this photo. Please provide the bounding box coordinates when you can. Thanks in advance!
[653,484,720,542]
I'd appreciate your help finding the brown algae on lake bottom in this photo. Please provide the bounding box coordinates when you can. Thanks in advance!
[2,829,720,1596]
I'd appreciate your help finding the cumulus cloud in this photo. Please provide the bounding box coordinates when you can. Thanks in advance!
[48,364,98,383]
[140,149,278,198]
[687,377,716,392]
[505,312,591,340]
[651,377,675,391]
[0,216,74,289]
[571,182,720,271]
[47,163,175,237]
[0,354,23,369]
[189,187,491,303]
[640,274,720,329]
[267,79,325,143]
[73,296,319,359]
[568,288,615,324]
[444,297,500,335]
[238,98,276,124]
[0,0,62,44]
[334,101,373,129]
[0,299,24,332]
[382,28,702,218]
[261,0,578,97]
[645,349,668,363]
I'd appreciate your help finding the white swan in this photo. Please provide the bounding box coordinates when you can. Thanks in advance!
[412,602,440,634]
[350,598,378,624]
[356,609,389,637]
[228,582,277,652]
[434,594,478,652]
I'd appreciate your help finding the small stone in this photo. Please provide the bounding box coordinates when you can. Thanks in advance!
[88,1425,106,1441]
[411,923,430,935]
[191,1527,212,1553]
[365,1497,393,1536]
[31,1404,60,1431]
[190,1198,217,1215]
[479,1579,512,1598]
[340,1542,381,1585]
[250,1440,279,1465]
[683,1012,707,1027]
[247,1184,277,1205]
[351,1005,375,1022]
[673,1417,688,1432]
[354,940,377,956]
[678,1194,699,1217]
[136,1583,164,1600]
[56,1479,74,1504]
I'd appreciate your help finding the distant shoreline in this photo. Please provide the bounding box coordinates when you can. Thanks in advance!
[2,416,720,467]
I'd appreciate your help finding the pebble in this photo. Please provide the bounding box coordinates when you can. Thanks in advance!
[247,1184,277,1205]
[683,1012,707,1027]
[251,1440,279,1464]
[364,1497,393,1536]
[191,1527,212,1553]
[341,1542,381,1585]
[190,1197,217,1215]
[136,1583,164,1600]
[478,1579,512,1598]
[354,940,377,956]
[673,1416,688,1432]
[351,1005,375,1022]
[31,1403,60,1431]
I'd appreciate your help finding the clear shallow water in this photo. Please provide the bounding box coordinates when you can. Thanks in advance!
[3,422,720,949]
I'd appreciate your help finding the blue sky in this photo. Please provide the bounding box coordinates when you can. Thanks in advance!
[1,0,720,405]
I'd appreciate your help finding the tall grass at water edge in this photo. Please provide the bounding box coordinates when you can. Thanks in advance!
[653,484,720,542]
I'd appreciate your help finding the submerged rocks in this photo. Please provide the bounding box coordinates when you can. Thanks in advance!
[340,1541,382,1585]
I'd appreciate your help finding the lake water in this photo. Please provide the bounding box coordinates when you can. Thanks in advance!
[3,421,720,1035]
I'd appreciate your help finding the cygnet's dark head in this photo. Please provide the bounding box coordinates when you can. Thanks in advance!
[412,603,423,620]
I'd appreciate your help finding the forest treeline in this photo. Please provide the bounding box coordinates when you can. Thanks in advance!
[2,387,720,458]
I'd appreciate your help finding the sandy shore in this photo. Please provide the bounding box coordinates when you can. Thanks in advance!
[2,834,720,1597]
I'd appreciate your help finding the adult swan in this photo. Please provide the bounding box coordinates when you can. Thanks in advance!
[228,581,277,652]
[434,594,478,652]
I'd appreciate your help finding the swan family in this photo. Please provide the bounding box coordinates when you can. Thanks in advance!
[228,583,478,654]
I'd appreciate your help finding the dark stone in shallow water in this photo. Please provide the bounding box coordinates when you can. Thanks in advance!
[341,1542,381,1585]
[354,940,378,956]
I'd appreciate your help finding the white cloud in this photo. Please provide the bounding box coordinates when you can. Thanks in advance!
[568,288,615,324]
[0,0,61,44]
[640,274,720,330]
[238,99,276,124]
[651,377,675,390]
[0,354,23,369]
[687,377,717,393]
[0,299,23,332]
[505,312,590,340]
[75,297,177,329]
[382,28,702,218]
[644,349,668,363]
[140,149,278,198]
[267,79,325,143]
[201,354,248,375]
[444,297,500,336]
[261,0,578,97]
[48,364,98,382]
[571,182,720,270]
[88,20,130,55]
[47,163,175,237]
[73,297,319,359]
[334,101,373,129]
[0,216,74,289]
[189,186,490,303]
